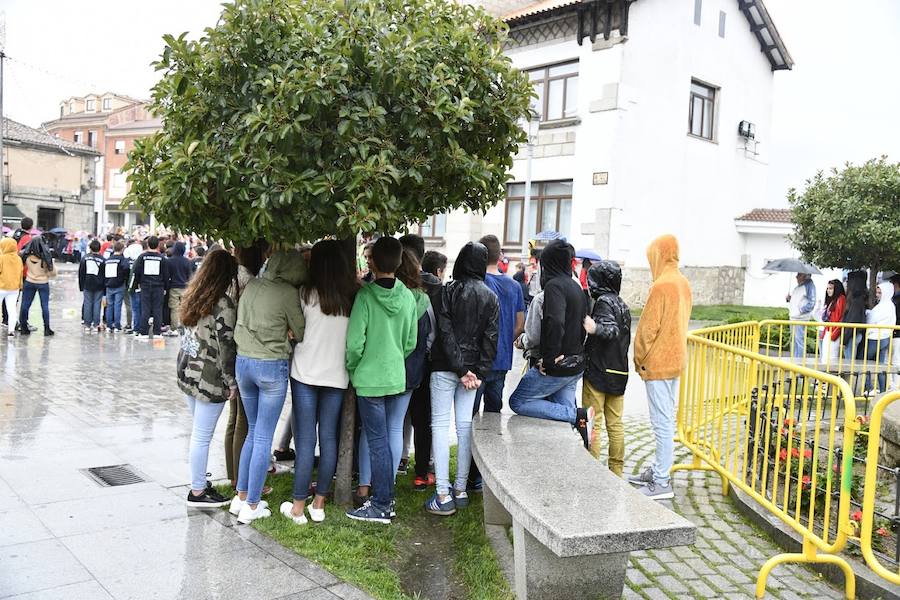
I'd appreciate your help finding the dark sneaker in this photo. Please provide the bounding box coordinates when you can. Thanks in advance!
[389,499,397,518]
[353,493,370,509]
[18,324,31,336]
[638,481,674,500]
[397,458,409,475]
[424,492,456,516]
[346,500,391,524]
[466,478,484,494]
[44,328,55,336]
[273,448,295,462]
[413,476,430,491]
[453,489,469,509]
[186,487,230,508]
[627,467,654,486]
[574,407,594,450]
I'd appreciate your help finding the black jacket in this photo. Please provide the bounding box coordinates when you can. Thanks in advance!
[103,254,130,289]
[584,260,631,395]
[133,251,169,289]
[79,253,106,292]
[430,242,500,380]
[540,240,587,377]
[167,242,195,289]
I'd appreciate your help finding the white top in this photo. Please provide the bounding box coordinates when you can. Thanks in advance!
[290,289,351,389]
[866,282,897,340]
[123,243,143,261]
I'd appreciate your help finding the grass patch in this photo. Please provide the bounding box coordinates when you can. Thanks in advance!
[245,448,513,600]
[630,304,787,325]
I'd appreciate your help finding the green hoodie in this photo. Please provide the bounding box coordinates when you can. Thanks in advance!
[346,279,418,397]
[234,250,307,360]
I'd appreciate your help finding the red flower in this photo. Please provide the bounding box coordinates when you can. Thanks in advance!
[803,449,813,459]
[784,418,794,427]
[791,447,800,459]
[877,527,889,537]
[801,475,812,489]
[851,510,863,522]
[779,448,788,461]
[857,415,870,426]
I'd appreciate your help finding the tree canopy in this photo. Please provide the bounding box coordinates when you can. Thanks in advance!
[124,0,532,245]
[789,156,900,291]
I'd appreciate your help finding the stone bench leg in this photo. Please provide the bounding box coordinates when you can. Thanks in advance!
[483,485,512,527]
[513,520,629,600]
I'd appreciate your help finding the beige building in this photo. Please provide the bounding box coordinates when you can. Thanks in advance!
[1,118,100,232]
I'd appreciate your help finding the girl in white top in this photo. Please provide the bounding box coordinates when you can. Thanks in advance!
[281,240,359,525]
[864,281,898,393]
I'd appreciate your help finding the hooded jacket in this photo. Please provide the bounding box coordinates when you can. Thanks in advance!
[345,278,418,396]
[167,242,195,289]
[234,250,307,360]
[584,260,631,395]
[634,235,692,381]
[866,282,897,340]
[539,240,586,377]
[0,238,22,290]
[430,242,500,380]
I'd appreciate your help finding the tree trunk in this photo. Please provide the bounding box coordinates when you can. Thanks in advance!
[334,234,359,508]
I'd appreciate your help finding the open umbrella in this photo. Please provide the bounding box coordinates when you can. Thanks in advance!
[49,227,67,235]
[28,228,42,235]
[535,230,563,241]
[762,258,821,275]
[575,248,603,261]
[1,226,10,234]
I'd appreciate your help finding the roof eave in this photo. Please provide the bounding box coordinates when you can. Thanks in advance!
[739,0,794,71]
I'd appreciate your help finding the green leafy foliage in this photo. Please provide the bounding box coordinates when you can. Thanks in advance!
[124,0,531,245]
[789,157,900,290]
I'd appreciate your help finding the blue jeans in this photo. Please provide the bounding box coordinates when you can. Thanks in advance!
[289,379,344,500]
[791,324,807,359]
[844,331,863,362]
[358,394,407,511]
[236,356,289,505]
[431,371,477,497]
[106,286,125,330]
[473,370,507,414]
[864,338,890,394]
[186,396,226,491]
[19,281,50,328]
[508,368,580,423]
[131,291,141,330]
[358,390,413,488]
[645,378,679,486]
[82,289,104,327]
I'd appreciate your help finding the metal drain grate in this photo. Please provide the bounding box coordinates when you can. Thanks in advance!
[81,464,146,487]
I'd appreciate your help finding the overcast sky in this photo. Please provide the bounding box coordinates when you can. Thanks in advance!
[2,0,898,206]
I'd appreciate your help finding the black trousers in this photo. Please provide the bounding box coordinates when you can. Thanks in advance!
[139,286,164,335]
[409,370,433,478]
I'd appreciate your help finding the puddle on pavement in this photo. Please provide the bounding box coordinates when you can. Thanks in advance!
[399,516,466,600]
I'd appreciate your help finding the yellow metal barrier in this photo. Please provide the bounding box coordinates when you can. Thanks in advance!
[859,391,900,584]
[677,323,860,599]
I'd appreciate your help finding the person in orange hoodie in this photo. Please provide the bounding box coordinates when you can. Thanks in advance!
[627,234,692,500]
[0,238,23,336]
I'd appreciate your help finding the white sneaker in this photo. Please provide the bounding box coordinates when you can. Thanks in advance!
[307,503,326,523]
[280,501,308,525]
[237,502,271,524]
[228,496,245,516]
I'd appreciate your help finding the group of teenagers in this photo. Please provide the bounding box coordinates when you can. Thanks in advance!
[174,230,694,528]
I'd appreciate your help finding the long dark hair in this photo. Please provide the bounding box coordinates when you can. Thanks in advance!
[180,250,237,327]
[824,279,845,308]
[396,247,422,290]
[843,271,868,324]
[234,239,269,277]
[301,239,358,317]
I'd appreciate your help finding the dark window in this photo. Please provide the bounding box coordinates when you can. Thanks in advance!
[526,61,578,122]
[718,11,726,37]
[87,131,97,147]
[693,0,702,25]
[503,181,573,246]
[418,214,447,239]
[688,80,716,140]
[37,208,61,231]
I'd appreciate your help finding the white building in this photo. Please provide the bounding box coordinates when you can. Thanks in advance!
[423,0,794,306]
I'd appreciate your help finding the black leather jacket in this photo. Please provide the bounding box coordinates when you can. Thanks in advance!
[584,260,631,395]
[430,243,500,379]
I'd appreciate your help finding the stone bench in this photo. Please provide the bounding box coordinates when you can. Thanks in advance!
[472,413,696,600]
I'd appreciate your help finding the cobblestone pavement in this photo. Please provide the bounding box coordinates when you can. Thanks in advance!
[0,267,371,600]
[616,418,844,599]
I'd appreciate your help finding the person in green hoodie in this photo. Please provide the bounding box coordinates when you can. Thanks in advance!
[230,249,306,525]
[356,247,433,506]
[345,237,418,524]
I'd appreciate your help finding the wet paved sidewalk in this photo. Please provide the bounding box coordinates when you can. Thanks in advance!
[0,269,370,600]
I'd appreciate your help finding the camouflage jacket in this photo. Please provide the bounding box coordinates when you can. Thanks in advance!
[177,296,237,403]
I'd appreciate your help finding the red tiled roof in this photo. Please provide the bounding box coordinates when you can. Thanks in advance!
[735,208,793,223]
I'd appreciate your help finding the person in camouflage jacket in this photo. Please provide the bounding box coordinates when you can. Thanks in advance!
[176,249,239,508]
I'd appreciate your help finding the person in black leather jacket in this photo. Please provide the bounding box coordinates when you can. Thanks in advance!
[509,239,593,449]
[581,260,631,474]
[426,242,499,516]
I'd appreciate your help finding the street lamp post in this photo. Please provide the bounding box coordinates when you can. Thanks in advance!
[520,111,540,262]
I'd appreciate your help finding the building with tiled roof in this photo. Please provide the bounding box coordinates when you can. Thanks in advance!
[736,208,793,223]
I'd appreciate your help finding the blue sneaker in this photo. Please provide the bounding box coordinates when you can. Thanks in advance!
[346,500,391,524]
[424,492,456,516]
[453,489,469,509]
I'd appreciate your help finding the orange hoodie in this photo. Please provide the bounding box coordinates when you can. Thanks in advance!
[0,238,23,291]
[633,235,693,381]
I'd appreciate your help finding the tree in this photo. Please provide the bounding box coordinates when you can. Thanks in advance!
[124,0,532,245]
[789,157,900,295]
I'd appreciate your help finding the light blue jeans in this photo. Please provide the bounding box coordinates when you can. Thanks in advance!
[290,379,344,500]
[430,371,477,497]
[82,289,103,328]
[186,396,226,492]
[358,390,413,487]
[646,378,679,486]
[236,356,289,505]
[791,324,807,360]
[508,367,581,423]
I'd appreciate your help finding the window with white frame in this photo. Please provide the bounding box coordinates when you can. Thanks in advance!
[418,213,447,239]
[69,102,75,114]
[102,98,112,111]
[110,170,127,196]
[688,80,717,140]
[526,61,579,122]
[87,130,97,147]
[73,131,83,144]
[114,140,125,154]
[85,99,96,112]
[503,181,573,246]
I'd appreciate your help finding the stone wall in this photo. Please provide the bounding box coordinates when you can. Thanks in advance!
[619,265,745,307]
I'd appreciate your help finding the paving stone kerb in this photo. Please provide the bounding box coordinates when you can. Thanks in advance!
[472,413,696,599]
